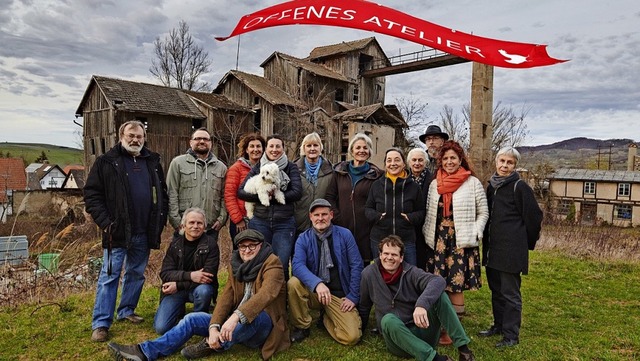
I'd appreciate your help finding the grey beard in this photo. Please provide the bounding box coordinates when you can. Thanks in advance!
[122,142,142,156]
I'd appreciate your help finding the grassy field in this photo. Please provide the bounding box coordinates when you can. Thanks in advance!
[0,142,83,167]
[1,250,638,361]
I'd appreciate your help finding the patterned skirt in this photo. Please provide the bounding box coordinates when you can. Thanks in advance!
[427,217,482,293]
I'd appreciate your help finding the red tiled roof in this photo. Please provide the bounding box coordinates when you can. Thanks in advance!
[0,158,27,202]
[63,164,84,174]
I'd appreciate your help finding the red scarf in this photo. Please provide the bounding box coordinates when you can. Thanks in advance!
[436,167,471,218]
[379,262,403,285]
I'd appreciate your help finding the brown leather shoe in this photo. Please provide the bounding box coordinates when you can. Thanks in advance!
[91,327,109,342]
[439,329,453,345]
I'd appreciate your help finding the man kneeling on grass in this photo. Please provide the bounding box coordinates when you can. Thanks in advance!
[107,229,290,361]
[358,235,475,361]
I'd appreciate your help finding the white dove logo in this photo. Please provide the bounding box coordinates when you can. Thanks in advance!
[498,49,529,64]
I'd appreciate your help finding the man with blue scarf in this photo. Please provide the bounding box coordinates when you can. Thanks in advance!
[288,198,363,345]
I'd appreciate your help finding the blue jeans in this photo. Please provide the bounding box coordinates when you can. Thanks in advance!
[370,239,417,266]
[140,311,272,360]
[92,234,150,330]
[249,216,296,276]
[153,284,215,335]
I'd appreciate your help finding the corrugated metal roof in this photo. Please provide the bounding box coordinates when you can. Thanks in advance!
[77,76,206,119]
[550,168,640,183]
[307,37,377,60]
[223,70,306,108]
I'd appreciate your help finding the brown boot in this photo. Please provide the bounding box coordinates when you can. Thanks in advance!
[439,329,453,345]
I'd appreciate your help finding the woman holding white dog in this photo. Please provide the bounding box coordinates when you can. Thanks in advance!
[224,133,266,244]
[293,132,334,235]
[238,134,302,277]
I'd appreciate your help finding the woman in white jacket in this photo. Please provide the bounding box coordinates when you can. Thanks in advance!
[423,140,488,319]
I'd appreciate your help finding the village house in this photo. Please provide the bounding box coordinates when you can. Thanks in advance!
[0,158,27,223]
[25,163,66,190]
[548,144,640,227]
[549,169,640,226]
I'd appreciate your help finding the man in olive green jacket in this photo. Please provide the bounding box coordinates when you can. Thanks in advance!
[166,128,227,239]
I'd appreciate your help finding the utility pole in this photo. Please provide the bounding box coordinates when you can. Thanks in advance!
[608,144,613,170]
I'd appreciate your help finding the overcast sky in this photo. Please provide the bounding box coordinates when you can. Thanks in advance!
[1,0,638,149]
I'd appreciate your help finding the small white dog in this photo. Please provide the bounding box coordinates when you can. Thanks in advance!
[243,163,286,219]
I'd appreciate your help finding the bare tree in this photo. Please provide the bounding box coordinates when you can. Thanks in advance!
[439,104,469,149]
[208,111,253,165]
[437,101,530,153]
[394,93,429,149]
[150,20,212,91]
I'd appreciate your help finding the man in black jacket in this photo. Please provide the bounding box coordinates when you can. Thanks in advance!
[84,120,168,342]
[358,236,475,361]
[154,207,219,335]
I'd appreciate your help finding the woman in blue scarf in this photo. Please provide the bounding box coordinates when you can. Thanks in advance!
[326,133,383,264]
[294,132,334,235]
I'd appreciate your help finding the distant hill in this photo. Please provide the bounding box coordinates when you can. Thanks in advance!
[520,137,636,152]
[519,137,637,170]
[0,142,83,167]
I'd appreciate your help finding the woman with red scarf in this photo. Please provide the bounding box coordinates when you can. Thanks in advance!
[422,141,488,320]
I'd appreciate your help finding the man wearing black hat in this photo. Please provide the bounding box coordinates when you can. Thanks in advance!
[107,229,290,361]
[288,198,364,345]
[419,125,449,175]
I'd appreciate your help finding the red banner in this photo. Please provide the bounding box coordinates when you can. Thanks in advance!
[216,0,567,69]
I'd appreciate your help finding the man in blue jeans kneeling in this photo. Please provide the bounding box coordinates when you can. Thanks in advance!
[107,229,290,361]
[153,207,219,335]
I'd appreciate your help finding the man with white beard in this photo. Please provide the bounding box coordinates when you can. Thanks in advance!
[84,120,169,342]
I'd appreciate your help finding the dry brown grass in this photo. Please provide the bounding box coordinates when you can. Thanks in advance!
[1,213,636,308]
[0,214,235,308]
[537,221,640,263]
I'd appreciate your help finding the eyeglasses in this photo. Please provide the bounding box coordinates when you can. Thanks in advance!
[124,133,144,140]
[424,136,442,142]
[238,243,261,251]
[192,137,211,142]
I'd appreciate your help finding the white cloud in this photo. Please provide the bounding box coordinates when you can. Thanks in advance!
[0,0,639,147]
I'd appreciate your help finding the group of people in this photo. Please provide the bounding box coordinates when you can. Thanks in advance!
[83,120,542,361]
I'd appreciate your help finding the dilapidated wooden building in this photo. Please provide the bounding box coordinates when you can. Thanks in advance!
[75,76,252,171]
[215,37,406,165]
[76,37,407,170]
